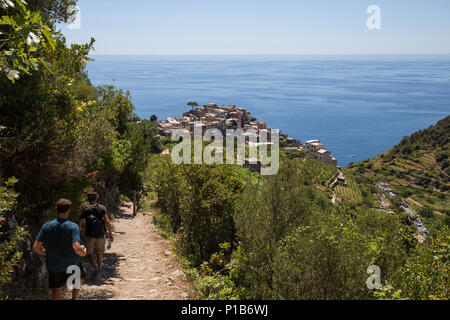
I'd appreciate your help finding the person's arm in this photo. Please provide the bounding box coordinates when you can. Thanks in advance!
[104,212,113,239]
[71,224,86,256]
[78,218,84,232]
[72,241,87,257]
[33,240,46,256]
[78,210,85,231]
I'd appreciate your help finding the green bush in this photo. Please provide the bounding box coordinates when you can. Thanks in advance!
[148,156,246,266]
[387,228,449,299]
[272,216,370,300]
[234,159,333,299]
[0,178,28,299]
[177,164,244,265]
[148,156,184,233]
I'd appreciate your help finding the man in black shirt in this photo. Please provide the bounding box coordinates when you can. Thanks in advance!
[79,192,113,279]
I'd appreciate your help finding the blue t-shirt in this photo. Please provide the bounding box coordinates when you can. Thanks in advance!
[36,218,81,273]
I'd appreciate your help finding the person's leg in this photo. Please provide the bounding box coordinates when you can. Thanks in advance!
[88,254,97,269]
[52,288,63,300]
[72,279,82,300]
[72,289,80,300]
[96,252,103,272]
[49,272,66,300]
[95,238,106,272]
[86,237,98,271]
[72,263,85,299]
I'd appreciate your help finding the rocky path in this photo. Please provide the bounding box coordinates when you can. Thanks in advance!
[68,202,191,300]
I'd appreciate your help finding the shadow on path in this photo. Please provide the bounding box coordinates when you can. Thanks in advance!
[113,207,134,220]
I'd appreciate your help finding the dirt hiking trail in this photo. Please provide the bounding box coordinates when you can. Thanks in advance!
[66,202,192,300]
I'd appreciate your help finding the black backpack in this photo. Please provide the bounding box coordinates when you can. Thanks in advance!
[84,205,106,239]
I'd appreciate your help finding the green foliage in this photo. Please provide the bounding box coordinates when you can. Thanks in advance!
[233,159,412,300]
[195,270,245,300]
[420,206,434,219]
[148,156,245,266]
[178,164,244,265]
[146,156,183,233]
[189,243,248,300]
[0,36,94,215]
[0,178,28,299]
[118,120,162,194]
[0,177,17,214]
[100,139,132,177]
[0,0,57,82]
[96,85,135,137]
[234,159,369,299]
[187,101,199,110]
[384,228,449,300]
[26,0,77,23]
[271,215,370,300]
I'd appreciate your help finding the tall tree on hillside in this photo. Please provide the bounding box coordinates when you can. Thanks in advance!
[187,101,199,110]
[97,85,135,137]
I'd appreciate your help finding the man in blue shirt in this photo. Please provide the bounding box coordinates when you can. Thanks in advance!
[33,199,87,300]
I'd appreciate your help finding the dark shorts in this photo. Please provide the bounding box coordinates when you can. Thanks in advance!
[48,262,86,289]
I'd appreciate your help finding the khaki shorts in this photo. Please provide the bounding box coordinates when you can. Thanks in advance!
[85,237,106,255]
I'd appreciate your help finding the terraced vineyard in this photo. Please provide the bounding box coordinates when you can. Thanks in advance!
[348,116,449,214]
[334,179,363,203]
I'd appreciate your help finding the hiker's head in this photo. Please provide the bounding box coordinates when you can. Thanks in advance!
[56,199,72,217]
[87,192,98,204]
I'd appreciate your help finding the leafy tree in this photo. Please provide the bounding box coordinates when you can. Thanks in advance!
[118,120,162,195]
[148,155,247,266]
[187,101,199,110]
[178,164,244,265]
[0,34,98,211]
[27,0,77,23]
[97,85,135,137]
[149,156,184,233]
[0,0,56,82]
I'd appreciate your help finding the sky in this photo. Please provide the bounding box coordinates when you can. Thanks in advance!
[61,0,450,55]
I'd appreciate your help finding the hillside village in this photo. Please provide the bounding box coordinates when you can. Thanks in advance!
[157,103,269,138]
[156,103,338,166]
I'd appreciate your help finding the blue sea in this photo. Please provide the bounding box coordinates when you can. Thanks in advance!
[86,55,450,166]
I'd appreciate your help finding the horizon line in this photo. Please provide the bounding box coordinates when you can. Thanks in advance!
[88,53,450,56]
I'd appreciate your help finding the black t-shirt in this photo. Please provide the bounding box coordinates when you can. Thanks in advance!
[80,204,107,237]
